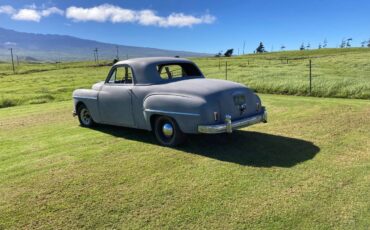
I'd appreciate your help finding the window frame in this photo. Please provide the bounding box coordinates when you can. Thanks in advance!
[157,63,202,80]
[105,64,135,85]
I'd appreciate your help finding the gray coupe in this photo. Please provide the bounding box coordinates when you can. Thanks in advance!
[72,57,267,146]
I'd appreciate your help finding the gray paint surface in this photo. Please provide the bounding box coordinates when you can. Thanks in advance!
[73,57,265,133]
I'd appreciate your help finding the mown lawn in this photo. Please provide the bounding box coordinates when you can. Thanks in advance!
[1,94,369,229]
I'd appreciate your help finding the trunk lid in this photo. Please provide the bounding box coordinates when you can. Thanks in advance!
[155,78,260,121]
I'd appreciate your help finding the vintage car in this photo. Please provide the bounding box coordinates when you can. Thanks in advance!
[72,57,267,146]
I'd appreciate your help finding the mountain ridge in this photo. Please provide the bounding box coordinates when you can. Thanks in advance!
[0,27,208,61]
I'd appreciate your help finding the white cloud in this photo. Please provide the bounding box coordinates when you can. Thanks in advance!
[12,9,42,22]
[66,4,136,23]
[0,3,215,27]
[66,4,215,27]
[159,13,216,27]
[0,5,15,15]
[0,5,63,22]
[41,7,64,17]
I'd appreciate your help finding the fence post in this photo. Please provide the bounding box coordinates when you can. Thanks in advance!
[309,59,312,95]
[9,48,15,74]
[225,61,228,80]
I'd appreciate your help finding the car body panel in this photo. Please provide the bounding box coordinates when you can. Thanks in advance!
[72,57,267,134]
[98,84,134,127]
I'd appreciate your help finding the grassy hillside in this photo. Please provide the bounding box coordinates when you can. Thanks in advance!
[0,61,111,107]
[194,48,370,99]
[0,48,369,109]
[0,95,369,229]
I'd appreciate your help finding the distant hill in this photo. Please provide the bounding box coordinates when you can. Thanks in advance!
[0,27,208,61]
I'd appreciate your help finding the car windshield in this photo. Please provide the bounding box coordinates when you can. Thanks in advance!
[157,63,202,80]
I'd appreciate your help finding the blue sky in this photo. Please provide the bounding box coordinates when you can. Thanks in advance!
[0,0,370,54]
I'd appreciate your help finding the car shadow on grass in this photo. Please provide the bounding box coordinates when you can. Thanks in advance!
[91,125,320,168]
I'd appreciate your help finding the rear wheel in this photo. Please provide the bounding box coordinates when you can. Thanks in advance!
[154,116,186,147]
[77,104,95,127]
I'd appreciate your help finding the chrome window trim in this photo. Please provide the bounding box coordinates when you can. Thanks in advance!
[73,96,97,100]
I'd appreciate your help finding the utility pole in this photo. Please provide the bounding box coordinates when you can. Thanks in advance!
[9,48,15,73]
[116,45,119,59]
[93,50,96,63]
[96,48,99,64]
[16,55,19,66]
[94,48,99,64]
[242,41,245,55]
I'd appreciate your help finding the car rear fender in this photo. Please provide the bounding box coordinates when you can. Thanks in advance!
[143,94,206,133]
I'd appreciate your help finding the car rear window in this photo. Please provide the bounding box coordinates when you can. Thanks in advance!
[157,63,202,80]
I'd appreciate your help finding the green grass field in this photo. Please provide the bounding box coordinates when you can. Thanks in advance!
[194,48,370,99]
[1,48,370,109]
[0,95,369,229]
[1,48,370,228]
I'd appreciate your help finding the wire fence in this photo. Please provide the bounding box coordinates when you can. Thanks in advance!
[0,54,369,99]
[196,56,370,99]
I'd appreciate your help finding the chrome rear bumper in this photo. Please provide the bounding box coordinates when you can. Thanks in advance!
[198,110,267,134]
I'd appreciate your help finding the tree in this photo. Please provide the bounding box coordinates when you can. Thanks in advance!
[361,41,366,47]
[224,49,233,57]
[346,38,352,48]
[318,43,322,49]
[306,43,311,50]
[256,42,265,53]
[300,43,305,50]
[340,39,346,48]
[368,39,370,48]
[346,40,351,47]
[280,45,286,51]
[323,38,328,48]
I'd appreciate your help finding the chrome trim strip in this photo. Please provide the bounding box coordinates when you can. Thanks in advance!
[73,96,97,100]
[144,109,200,117]
[198,110,267,134]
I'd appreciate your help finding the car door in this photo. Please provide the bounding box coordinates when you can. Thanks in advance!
[98,65,135,127]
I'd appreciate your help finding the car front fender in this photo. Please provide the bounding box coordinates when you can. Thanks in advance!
[72,89,101,123]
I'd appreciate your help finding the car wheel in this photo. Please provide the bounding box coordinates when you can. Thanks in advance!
[77,104,95,127]
[154,116,186,147]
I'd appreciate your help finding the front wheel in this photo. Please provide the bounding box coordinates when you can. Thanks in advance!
[154,116,186,147]
[77,104,95,127]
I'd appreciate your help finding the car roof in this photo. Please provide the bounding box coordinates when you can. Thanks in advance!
[113,57,201,84]
[114,57,193,66]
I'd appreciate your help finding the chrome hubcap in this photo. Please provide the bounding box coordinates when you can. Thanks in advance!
[80,108,91,125]
[162,123,173,138]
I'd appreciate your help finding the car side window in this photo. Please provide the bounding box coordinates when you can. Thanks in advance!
[107,66,133,84]
[158,64,186,79]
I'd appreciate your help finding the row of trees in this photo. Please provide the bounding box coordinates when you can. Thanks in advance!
[215,38,370,57]
[214,49,234,57]
[252,38,370,54]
